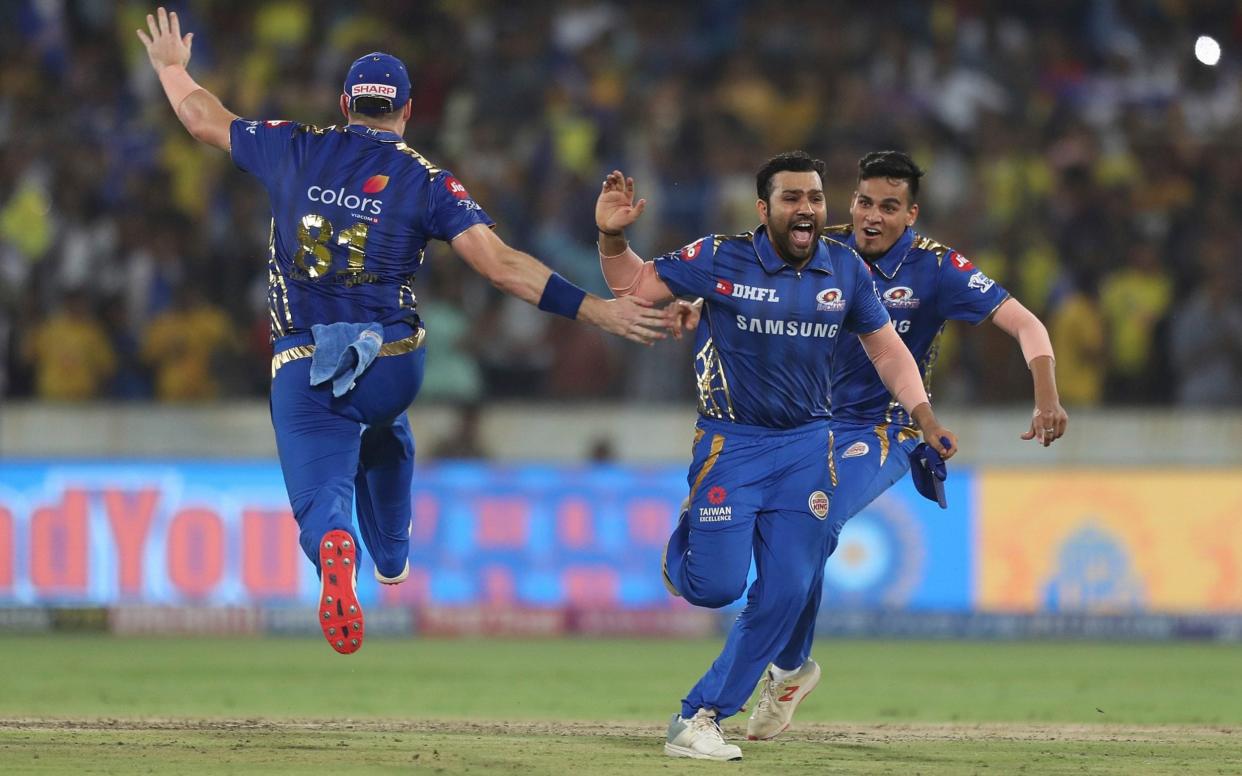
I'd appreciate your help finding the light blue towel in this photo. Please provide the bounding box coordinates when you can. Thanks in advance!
[309,322,384,397]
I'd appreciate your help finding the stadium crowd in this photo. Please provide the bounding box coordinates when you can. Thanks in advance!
[2,0,1241,406]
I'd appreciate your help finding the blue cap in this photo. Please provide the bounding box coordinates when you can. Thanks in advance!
[907,440,949,509]
[343,52,411,115]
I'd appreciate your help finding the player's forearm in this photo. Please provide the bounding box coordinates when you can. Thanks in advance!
[859,324,930,414]
[157,64,235,150]
[1029,355,1059,406]
[598,241,673,303]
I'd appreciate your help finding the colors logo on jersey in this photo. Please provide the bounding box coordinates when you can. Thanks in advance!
[306,181,384,217]
[808,490,830,519]
[715,279,781,302]
[882,286,920,309]
[362,175,390,194]
[816,288,846,312]
[351,83,398,99]
[679,238,706,261]
[968,271,995,293]
[948,251,975,272]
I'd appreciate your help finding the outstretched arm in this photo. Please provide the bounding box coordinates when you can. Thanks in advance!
[858,323,957,459]
[137,7,237,151]
[595,170,675,303]
[989,298,1068,447]
[450,224,672,345]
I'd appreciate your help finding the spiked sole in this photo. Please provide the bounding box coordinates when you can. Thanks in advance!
[318,529,364,655]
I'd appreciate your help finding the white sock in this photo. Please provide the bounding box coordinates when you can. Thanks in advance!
[770,663,802,681]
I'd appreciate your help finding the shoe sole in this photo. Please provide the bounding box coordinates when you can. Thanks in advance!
[663,743,742,761]
[318,529,364,655]
[746,666,822,741]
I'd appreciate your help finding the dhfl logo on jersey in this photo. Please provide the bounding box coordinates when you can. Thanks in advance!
[948,251,975,272]
[816,288,846,312]
[882,286,920,309]
[679,238,706,261]
[715,279,781,302]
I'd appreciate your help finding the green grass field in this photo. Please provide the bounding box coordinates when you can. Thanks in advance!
[1,635,1240,774]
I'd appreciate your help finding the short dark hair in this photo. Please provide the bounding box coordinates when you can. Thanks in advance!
[756,151,826,203]
[858,150,925,203]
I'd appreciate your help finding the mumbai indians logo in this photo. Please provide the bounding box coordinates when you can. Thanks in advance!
[882,286,920,309]
[967,271,995,293]
[306,174,389,215]
[816,288,846,312]
[808,491,830,519]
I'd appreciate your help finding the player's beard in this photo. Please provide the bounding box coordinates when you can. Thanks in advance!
[771,215,823,265]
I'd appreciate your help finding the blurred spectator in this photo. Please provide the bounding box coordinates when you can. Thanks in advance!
[21,290,115,400]
[141,284,232,401]
[2,1,1241,407]
[1099,243,1172,403]
[1049,273,1107,407]
[1168,240,1242,407]
[429,403,489,460]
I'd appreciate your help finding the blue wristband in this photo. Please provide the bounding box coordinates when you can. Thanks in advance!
[538,272,587,319]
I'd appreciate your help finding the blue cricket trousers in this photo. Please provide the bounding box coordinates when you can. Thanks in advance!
[773,420,921,673]
[269,321,425,580]
[664,416,838,719]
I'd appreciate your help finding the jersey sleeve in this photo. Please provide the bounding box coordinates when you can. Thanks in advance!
[229,119,299,186]
[426,170,495,242]
[651,236,718,298]
[936,249,1010,323]
[844,254,891,334]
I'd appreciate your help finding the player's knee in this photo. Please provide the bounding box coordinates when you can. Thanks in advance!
[682,575,747,609]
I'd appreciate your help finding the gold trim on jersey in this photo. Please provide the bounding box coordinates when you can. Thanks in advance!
[874,422,891,466]
[266,219,294,339]
[913,234,952,264]
[688,434,726,503]
[827,429,838,488]
[270,327,426,378]
[694,337,735,421]
[395,142,441,175]
[692,427,706,450]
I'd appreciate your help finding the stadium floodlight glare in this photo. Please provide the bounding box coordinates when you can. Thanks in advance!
[1195,35,1221,66]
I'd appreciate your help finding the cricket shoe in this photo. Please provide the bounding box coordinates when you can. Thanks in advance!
[374,558,410,585]
[664,708,742,761]
[746,659,821,740]
[318,529,364,655]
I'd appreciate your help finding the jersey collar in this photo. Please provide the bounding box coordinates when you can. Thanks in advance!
[346,123,404,143]
[851,226,915,280]
[753,225,834,275]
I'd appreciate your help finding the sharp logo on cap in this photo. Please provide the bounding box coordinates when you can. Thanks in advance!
[352,83,398,99]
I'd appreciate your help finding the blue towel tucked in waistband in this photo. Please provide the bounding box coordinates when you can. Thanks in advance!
[309,322,384,397]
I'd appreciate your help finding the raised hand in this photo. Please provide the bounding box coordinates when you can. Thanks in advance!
[596,170,647,236]
[136,6,193,72]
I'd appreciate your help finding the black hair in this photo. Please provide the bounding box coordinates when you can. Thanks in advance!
[351,96,397,115]
[857,150,925,203]
[756,150,826,203]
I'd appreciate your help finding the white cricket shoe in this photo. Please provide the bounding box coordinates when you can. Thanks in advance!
[746,659,822,740]
[664,708,742,761]
[374,558,410,584]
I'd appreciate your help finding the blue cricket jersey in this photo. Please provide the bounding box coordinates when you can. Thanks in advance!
[654,226,890,429]
[230,120,495,337]
[826,224,1010,427]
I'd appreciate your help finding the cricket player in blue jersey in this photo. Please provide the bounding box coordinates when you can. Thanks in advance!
[681,151,1069,742]
[596,153,958,761]
[138,8,672,655]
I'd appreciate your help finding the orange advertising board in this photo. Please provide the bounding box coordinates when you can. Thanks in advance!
[977,471,1242,613]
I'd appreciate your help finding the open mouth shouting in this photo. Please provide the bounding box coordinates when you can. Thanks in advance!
[790,219,816,251]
